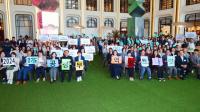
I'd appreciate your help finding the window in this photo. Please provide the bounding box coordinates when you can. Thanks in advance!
[87,17,97,28]
[66,16,79,27]
[14,0,32,6]
[186,0,200,5]
[0,0,3,4]
[0,13,4,41]
[144,19,150,37]
[104,0,114,12]
[66,0,79,9]
[15,14,33,38]
[104,18,114,27]
[185,13,200,35]
[120,20,127,34]
[159,0,173,10]
[86,0,97,11]
[120,0,128,13]
[143,0,150,13]
[159,16,172,35]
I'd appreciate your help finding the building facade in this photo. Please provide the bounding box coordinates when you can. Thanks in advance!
[0,0,131,40]
[143,0,200,37]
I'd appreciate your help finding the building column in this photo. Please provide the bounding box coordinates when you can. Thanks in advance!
[81,0,86,34]
[173,0,181,36]
[150,0,155,37]
[99,0,104,37]
[59,0,65,35]
[116,0,120,31]
[5,0,12,39]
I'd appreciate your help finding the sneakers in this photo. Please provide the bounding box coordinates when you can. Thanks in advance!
[129,77,134,81]
[43,78,46,82]
[36,78,40,83]
[116,76,120,80]
[77,76,83,82]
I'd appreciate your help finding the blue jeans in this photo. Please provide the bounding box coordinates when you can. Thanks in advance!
[140,66,151,79]
[50,67,58,81]
[17,66,33,81]
[36,67,46,79]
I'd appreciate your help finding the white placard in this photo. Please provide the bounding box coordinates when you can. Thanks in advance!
[69,49,78,57]
[84,46,96,54]
[47,59,59,67]
[185,32,197,38]
[50,50,63,57]
[2,57,15,66]
[176,34,185,40]
[59,35,68,41]
[141,56,149,67]
[167,56,175,67]
[83,53,94,61]
[49,34,59,41]
[26,57,38,65]
[68,39,78,45]
[39,35,49,42]
[81,38,91,45]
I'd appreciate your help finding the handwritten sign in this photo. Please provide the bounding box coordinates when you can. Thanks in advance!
[68,39,78,45]
[83,53,94,61]
[50,50,63,57]
[81,38,90,45]
[47,59,59,67]
[49,34,59,41]
[26,57,38,64]
[111,56,122,64]
[185,32,197,38]
[141,56,149,67]
[59,35,68,41]
[61,59,71,70]
[69,49,78,57]
[84,46,96,54]
[75,61,84,71]
[2,57,15,66]
[167,56,175,67]
[39,35,49,42]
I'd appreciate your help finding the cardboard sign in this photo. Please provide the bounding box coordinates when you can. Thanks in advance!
[83,53,94,61]
[167,56,175,67]
[50,50,63,57]
[61,59,71,70]
[59,35,68,41]
[47,59,59,67]
[152,58,159,65]
[84,46,96,54]
[2,57,15,66]
[26,57,38,65]
[69,49,78,57]
[75,60,84,71]
[185,32,197,38]
[49,34,59,41]
[81,38,90,45]
[39,35,49,42]
[141,56,149,67]
[68,39,78,45]
[111,56,122,64]
[176,34,185,40]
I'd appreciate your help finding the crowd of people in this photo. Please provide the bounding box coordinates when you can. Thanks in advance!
[0,34,200,85]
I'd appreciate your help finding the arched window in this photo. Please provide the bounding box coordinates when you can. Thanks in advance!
[66,16,79,27]
[15,14,33,38]
[104,18,114,27]
[158,16,172,35]
[14,0,32,6]
[0,13,4,41]
[120,0,128,13]
[185,13,200,35]
[65,0,79,9]
[87,17,97,28]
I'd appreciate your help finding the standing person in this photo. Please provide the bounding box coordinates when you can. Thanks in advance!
[126,52,135,81]
[49,52,59,83]
[75,51,85,82]
[111,50,122,80]
[16,50,35,85]
[60,50,73,82]
[139,50,152,80]
[0,51,7,83]
[35,51,46,82]
[176,50,188,80]
[6,52,20,84]
[190,49,200,79]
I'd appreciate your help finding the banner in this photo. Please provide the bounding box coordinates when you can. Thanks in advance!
[50,50,63,57]
[75,60,84,71]
[84,46,96,54]
[81,38,90,45]
[26,57,38,65]
[167,56,175,67]
[59,35,68,41]
[69,49,78,57]
[68,39,78,45]
[83,53,94,61]
[39,35,49,41]
[49,34,59,41]
[141,56,149,67]
[2,57,15,66]
[47,59,59,67]
[185,32,197,38]
[111,56,122,64]
[61,59,71,70]
[176,34,185,40]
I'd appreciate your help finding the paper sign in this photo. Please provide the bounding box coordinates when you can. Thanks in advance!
[81,38,91,45]
[39,35,49,41]
[47,59,59,67]
[49,34,59,41]
[75,60,84,71]
[84,46,96,54]
[61,59,71,70]
[2,57,15,66]
[68,39,78,45]
[141,56,149,67]
[111,56,122,64]
[167,56,175,67]
[185,32,197,38]
[83,53,94,61]
[50,50,63,57]
[26,57,38,64]
[176,34,185,40]
[152,58,159,65]
[69,49,78,57]
[59,35,68,41]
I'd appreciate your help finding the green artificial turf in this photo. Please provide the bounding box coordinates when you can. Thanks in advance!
[0,55,200,112]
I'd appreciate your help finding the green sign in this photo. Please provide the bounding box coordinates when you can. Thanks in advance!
[61,59,71,70]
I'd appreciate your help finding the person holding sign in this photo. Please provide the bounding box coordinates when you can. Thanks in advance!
[111,50,122,80]
[48,52,59,83]
[126,52,135,81]
[75,51,85,82]
[162,50,178,80]
[6,52,20,84]
[0,51,7,83]
[152,50,165,82]
[139,50,152,80]
[16,51,35,85]
[35,51,47,82]
[60,50,73,82]
[190,49,200,80]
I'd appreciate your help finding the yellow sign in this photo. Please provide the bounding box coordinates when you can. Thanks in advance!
[75,61,84,71]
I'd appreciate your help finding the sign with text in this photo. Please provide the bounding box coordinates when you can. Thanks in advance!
[2,57,15,66]
[49,34,59,41]
[50,50,63,57]
[39,35,49,42]
[61,59,71,70]
[75,60,84,71]
[26,57,38,65]
[84,46,96,54]
[83,53,94,61]
[81,38,91,45]
[68,39,78,45]
[69,49,78,57]
[185,32,197,38]
[47,59,59,67]
[111,56,122,64]
[141,56,149,67]
[167,56,175,67]
[59,35,68,41]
